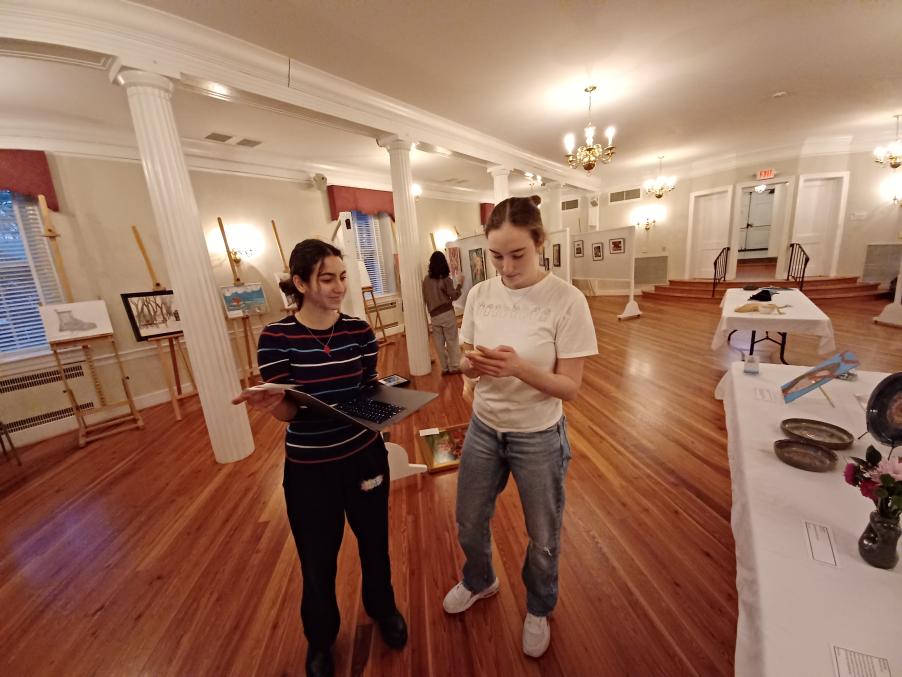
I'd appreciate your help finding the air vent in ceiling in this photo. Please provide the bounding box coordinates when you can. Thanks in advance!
[561,199,579,210]
[236,138,262,148]
[609,187,642,204]
[205,132,233,142]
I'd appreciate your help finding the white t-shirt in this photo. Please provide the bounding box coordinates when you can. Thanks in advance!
[460,273,598,433]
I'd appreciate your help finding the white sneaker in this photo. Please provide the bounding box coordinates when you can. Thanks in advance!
[522,613,550,657]
[442,578,500,614]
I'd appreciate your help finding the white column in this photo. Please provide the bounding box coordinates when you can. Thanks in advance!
[377,135,431,375]
[117,70,254,464]
[488,165,511,204]
[545,181,563,231]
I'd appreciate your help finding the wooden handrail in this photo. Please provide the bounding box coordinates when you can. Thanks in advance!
[712,247,730,297]
[786,242,810,291]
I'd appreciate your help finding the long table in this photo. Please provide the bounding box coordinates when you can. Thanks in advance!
[717,362,900,677]
[712,288,835,363]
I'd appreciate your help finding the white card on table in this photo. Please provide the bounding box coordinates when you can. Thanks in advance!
[804,521,838,567]
[832,646,892,677]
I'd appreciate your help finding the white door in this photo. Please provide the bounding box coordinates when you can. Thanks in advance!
[791,173,849,277]
[688,186,733,278]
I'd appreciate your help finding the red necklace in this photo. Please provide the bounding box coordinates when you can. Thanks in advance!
[300,314,338,356]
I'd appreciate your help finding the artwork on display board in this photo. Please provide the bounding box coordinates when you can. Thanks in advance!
[592,242,604,261]
[418,422,468,472]
[469,248,486,284]
[781,351,860,403]
[609,238,626,255]
[121,290,182,342]
[543,257,550,271]
[574,240,584,258]
[552,243,561,267]
[273,272,297,311]
[446,246,462,280]
[39,300,114,343]
[221,282,267,318]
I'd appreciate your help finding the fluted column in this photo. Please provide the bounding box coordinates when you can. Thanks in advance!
[545,181,563,231]
[117,69,254,463]
[488,165,511,203]
[377,135,431,375]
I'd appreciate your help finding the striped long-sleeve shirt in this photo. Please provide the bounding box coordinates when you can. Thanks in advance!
[257,313,380,463]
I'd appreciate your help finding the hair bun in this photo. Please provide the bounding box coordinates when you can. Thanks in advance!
[528,194,542,207]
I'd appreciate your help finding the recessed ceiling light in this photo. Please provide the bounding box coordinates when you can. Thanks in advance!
[772,91,788,99]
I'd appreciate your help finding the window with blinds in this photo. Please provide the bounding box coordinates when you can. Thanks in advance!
[352,211,388,296]
[0,190,63,355]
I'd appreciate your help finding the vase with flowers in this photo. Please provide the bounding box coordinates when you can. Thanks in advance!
[844,446,902,569]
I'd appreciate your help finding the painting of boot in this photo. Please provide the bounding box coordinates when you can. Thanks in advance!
[39,300,114,343]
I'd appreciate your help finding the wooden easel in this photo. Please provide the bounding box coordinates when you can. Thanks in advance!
[38,195,144,447]
[271,218,296,314]
[218,217,259,388]
[131,225,196,421]
[362,284,389,344]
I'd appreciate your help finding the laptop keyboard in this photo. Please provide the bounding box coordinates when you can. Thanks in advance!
[335,398,405,424]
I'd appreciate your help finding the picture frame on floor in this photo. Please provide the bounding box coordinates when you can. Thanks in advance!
[418,422,468,472]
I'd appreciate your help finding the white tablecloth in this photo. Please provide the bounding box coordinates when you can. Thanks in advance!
[718,363,900,677]
[712,288,835,354]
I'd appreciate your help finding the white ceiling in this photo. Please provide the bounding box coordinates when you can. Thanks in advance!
[130,0,902,183]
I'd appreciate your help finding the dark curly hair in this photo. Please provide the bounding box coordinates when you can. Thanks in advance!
[484,194,545,245]
[278,239,343,308]
[427,251,451,279]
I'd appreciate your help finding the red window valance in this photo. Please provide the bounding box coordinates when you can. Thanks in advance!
[479,202,494,225]
[0,150,59,211]
[327,185,394,221]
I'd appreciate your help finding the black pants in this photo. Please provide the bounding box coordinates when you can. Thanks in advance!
[283,439,397,649]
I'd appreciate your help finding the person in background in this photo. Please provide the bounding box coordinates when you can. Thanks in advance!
[232,239,406,677]
[422,250,463,375]
[442,196,598,659]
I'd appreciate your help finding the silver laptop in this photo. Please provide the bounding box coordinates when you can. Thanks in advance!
[250,382,437,431]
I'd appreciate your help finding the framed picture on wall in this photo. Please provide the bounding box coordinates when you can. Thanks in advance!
[574,240,584,257]
[121,290,183,342]
[609,238,626,255]
[552,244,561,267]
[446,246,462,280]
[592,242,604,261]
[469,248,487,284]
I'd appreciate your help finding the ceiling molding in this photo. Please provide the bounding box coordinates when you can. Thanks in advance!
[0,0,602,193]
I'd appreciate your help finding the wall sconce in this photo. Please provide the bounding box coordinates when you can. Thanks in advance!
[411,183,423,200]
[630,204,666,231]
[634,217,656,231]
[880,172,902,207]
[223,223,264,265]
[433,227,459,250]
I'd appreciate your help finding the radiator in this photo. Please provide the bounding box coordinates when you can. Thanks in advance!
[0,363,95,432]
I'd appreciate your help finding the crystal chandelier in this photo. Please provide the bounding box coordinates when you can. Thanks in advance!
[643,156,677,199]
[563,86,616,173]
[874,115,902,169]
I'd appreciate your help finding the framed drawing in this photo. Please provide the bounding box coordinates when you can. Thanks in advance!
[39,300,114,343]
[273,272,297,311]
[221,282,267,318]
[446,246,462,280]
[592,242,604,261]
[468,248,486,284]
[418,422,468,472]
[609,238,626,255]
[552,243,561,267]
[121,290,183,342]
[574,240,584,257]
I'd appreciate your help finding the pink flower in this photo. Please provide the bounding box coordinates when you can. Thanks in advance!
[871,458,902,482]
[859,480,879,501]
[844,462,858,485]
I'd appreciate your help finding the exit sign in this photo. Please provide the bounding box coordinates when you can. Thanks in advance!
[757,169,775,180]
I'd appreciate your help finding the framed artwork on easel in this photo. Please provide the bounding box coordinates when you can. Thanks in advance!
[38,300,114,343]
[121,290,183,342]
[221,283,267,318]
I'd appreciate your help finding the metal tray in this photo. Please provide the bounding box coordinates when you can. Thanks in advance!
[780,418,854,450]
[773,439,838,472]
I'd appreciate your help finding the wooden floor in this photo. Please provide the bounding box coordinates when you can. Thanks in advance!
[1,296,899,676]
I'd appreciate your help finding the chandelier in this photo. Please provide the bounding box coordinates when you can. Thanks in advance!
[643,156,676,199]
[563,86,615,173]
[874,115,902,169]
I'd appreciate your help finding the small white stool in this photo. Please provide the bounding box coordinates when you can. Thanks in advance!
[386,442,426,480]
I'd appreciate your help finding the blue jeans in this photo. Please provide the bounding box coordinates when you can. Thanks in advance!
[455,414,572,617]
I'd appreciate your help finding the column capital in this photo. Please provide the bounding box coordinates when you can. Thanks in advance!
[115,69,174,95]
[377,134,414,153]
[487,165,512,178]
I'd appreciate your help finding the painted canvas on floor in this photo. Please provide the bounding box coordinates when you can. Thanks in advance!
[418,423,468,472]
[39,300,114,343]
[121,290,183,341]
[221,283,267,318]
